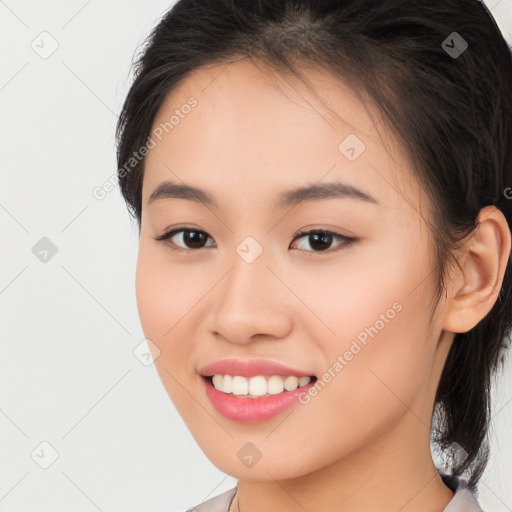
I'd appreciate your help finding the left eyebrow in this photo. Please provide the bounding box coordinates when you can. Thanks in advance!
[147,180,381,209]
[276,181,381,209]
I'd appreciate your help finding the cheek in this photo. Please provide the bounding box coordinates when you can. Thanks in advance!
[134,243,223,410]
[134,245,198,379]
[135,243,205,339]
[291,238,429,345]
[280,288,436,476]
[322,300,434,418]
[135,247,165,340]
[293,240,437,420]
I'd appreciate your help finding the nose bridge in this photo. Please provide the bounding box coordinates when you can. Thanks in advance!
[222,237,274,311]
[210,235,292,342]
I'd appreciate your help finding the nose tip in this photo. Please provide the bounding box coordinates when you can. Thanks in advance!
[208,259,293,345]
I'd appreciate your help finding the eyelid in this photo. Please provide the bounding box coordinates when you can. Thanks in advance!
[154,226,356,253]
[290,229,355,254]
[153,225,205,242]
[153,225,215,252]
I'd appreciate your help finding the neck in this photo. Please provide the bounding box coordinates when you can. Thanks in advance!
[231,414,454,512]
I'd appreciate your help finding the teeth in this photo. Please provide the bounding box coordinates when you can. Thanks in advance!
[232,375,248,396]
[210,375,312,397]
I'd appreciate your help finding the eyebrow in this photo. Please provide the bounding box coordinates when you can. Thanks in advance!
[147,180,381,209]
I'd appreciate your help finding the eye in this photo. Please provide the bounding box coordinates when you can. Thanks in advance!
[154,226,356,254]
[290,229,355,253]
[154,227,215,251]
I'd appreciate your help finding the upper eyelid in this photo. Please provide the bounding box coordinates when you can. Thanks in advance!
[154,227,215,246]
[154,227,354,250]
[155,227,349,239]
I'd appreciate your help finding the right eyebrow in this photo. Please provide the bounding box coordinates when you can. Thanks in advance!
[148,181,218,208]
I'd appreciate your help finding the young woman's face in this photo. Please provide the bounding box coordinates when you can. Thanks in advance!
[136,59,452,480]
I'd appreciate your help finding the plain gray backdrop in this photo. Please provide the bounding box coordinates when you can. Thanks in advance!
[1,1,511,511]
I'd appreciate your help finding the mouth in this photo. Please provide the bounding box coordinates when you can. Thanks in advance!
[200,373,318,423]
[202,374,318,398]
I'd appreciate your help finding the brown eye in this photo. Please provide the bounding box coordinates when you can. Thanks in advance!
[154,226,355,254]
[291,230,355,253]
[154,228,215,250]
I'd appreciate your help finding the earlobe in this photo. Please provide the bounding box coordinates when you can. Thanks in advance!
[442,206,511,334]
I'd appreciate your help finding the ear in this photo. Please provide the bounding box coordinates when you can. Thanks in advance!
[442,205,511,334]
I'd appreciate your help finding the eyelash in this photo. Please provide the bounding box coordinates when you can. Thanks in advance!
[153,226,356,255]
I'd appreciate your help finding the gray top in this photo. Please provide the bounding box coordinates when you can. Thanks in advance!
[185,474,484,512]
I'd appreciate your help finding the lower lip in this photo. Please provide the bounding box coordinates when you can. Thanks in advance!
[202,376,316,423]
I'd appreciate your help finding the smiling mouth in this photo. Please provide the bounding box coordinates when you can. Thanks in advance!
[202,374,317,398]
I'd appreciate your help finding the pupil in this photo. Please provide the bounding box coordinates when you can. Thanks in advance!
[181,231,333,250]
[185,230,206,248]
[310,232,332,251]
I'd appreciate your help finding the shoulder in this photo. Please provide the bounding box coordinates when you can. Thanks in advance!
[440,472,485,512]
[181,476,486,512]
[183,487,237,512]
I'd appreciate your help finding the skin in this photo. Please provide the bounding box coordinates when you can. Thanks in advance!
[135,58,511,512]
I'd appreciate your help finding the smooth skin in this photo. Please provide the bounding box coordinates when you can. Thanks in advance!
[135,58,511,512]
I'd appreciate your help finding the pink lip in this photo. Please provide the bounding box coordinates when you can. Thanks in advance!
[199,358,315,378]
[201,375,316,423]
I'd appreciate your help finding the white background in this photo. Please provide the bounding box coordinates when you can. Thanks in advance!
[0,1,511,511]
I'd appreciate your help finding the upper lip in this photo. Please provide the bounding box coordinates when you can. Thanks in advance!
[199,358,315,378]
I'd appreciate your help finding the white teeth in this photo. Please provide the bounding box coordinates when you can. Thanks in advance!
[212,374,225,391]
[283,376,298,391]
[232,375,248,395]
[267,375,284,395]
[298,376,311,387]
[210,374,312,397]
[248,375,267,397]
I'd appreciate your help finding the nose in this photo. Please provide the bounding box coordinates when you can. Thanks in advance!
[209,251,294,345]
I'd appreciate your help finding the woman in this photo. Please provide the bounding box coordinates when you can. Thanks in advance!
[115,0,512,510]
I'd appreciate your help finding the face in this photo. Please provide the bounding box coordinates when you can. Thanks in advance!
[136,58,449,480]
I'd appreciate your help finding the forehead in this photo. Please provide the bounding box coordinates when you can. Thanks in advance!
[142,58,421,213]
